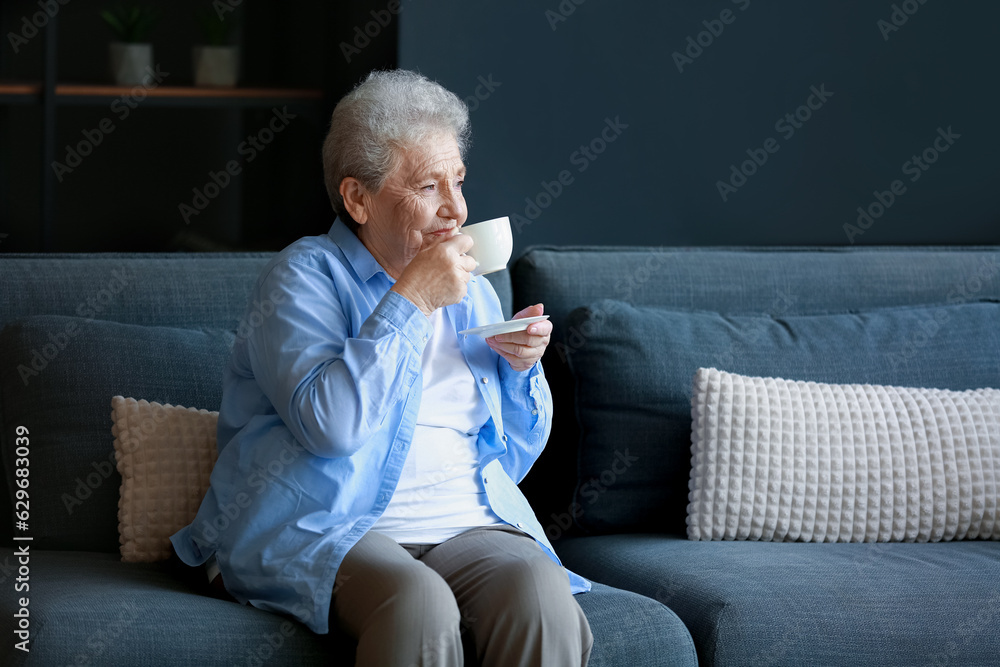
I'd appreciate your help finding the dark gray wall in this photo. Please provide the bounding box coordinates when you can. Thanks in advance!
[399,0,1000,252]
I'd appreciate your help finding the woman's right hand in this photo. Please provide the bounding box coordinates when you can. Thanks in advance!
[391,232,476,316]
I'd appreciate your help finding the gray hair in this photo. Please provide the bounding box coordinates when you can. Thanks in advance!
[322,69,471,229]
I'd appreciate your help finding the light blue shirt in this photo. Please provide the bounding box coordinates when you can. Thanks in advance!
[170,219,590,634]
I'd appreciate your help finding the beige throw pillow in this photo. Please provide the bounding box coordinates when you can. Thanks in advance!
[110,396,219,562]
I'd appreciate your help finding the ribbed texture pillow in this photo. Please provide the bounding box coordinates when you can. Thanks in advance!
[111,396,219,562]
[687,368,1000,542]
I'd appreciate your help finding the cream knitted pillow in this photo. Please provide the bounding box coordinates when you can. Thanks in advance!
[686,368,1000,542]
[111,396,219,562]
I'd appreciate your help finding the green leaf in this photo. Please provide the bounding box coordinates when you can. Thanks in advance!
[100,4,158,42]
[195,6,237,46]
[100,10,126,37]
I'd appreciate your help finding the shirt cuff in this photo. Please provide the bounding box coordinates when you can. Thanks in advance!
[205,553,221,583]
[499,357,546,415]
[498,355,541,384]
[369,289,434,353]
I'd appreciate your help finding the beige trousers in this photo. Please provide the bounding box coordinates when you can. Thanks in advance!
[331,524,593,667]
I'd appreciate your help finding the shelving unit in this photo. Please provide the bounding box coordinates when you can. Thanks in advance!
[1,0,403,252]
[0,8,327,251]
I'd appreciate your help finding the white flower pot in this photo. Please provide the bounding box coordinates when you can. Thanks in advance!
[109,42,153,86]
[193,46,240,87]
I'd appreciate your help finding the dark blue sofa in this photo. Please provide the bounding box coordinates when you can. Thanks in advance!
[513,245,1000,667]
[1,246,998,665]
[0,252,693,666]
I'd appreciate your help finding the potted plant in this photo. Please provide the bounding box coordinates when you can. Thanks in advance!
[192,9,239,87]
[101,4,159,86]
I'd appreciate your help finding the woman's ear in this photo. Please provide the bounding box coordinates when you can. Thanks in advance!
[339,177,369,226]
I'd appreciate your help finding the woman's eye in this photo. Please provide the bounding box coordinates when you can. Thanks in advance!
[422,184,436,192]
[456,179,464,189]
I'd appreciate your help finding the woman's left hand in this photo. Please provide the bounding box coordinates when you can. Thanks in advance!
[486,303,552,372]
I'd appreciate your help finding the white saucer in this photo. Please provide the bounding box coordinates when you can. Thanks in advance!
[459,315,549,337]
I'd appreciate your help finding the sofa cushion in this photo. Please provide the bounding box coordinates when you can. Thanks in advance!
[556,533,1000,667]
[0,316,233,552]
[0,549,352,666]
[111,396,220,562]
[574,582,697,667]
[0,548,695,667]
[512,247,1000,533]
[688,368,1000,542]
[564,300,1000,534]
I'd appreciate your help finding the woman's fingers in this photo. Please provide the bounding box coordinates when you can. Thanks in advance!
[486,324,551,371]
[486,305,552,371]
[490,321,552,346]
[393,232,478,314]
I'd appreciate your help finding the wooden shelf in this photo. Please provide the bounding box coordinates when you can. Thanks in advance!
[0,82,42,104]
[0,82,323,108]
[57,83,322,98]
[0,82,42,94]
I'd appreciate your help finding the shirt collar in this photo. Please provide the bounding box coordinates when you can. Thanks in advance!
[327,218,390,284]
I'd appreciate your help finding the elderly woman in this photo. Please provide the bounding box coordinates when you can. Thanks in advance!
[170,69,593,666]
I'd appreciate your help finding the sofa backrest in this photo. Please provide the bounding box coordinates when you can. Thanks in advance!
[0,253,513,330]
[0,253,272,548]
[511,246,1000,534]
[0,252,512,550]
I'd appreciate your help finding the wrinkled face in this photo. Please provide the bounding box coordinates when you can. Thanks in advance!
[357,132,467,278]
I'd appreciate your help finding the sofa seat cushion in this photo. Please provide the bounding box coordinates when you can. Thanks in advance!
[556,534,1000,667]
[577,582,697,666]
[0,549,353,666]
[0,548,696,667]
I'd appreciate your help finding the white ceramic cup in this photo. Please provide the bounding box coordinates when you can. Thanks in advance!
[461,216,513,276]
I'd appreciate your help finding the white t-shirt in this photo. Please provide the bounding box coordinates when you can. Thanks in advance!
[371,307,503,543]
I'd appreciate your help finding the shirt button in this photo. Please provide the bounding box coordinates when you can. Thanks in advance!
[501,434,508,442]
[422,335,429,342]
[481,377,488,384]
[483,477,488,484]
[516,522,525,529]
[531,409,538,415]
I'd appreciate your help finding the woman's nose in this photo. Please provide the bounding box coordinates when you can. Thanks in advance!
[439,184,465,221]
